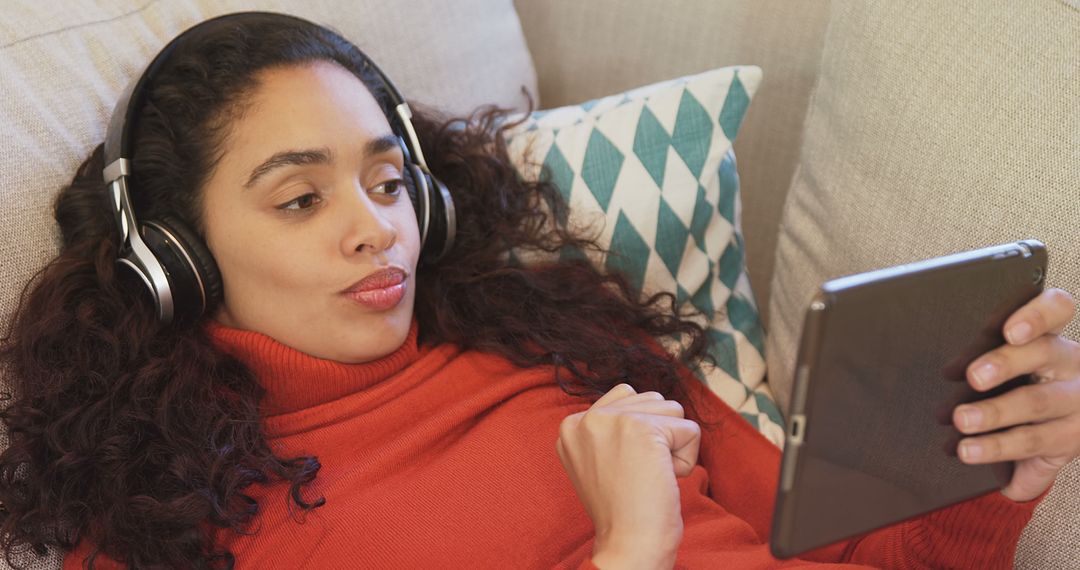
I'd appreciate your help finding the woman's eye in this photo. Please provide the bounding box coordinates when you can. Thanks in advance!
[374,179,404,196]
[277,193,321,211]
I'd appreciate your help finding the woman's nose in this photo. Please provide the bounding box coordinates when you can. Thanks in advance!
[339,185,397,257]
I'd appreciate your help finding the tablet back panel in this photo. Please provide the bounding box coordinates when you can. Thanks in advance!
[770,240,1047,558]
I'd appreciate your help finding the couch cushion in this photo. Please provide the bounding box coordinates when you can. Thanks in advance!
[0,0,537,333]
[766,0,1080,567]
[504,66,786,446]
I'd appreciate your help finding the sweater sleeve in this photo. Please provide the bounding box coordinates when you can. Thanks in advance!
[679,371,1045,569]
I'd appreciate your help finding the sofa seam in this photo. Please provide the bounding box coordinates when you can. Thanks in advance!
[1,0,161,50]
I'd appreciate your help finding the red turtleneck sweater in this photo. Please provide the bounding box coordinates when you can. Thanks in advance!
[64,316,1042,569]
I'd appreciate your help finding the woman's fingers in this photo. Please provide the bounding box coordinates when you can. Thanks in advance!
[606,399,685,420]
[954,288,1080,502]
[1001,455,1071,502]
[640,413,701,477]
[593,383,637,407]
[1002,288,1076,346]
[954,378,1080,435]
[966,335,1080,391]
[592,387,686,418]
[570,405,700,477]
[957,413,1080,465]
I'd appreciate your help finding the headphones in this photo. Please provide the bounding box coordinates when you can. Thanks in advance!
[102,11,457,325]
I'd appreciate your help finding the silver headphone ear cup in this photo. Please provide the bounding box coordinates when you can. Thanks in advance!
[139,221,204,324]
[116,250,167,319]
[152,215,223,316]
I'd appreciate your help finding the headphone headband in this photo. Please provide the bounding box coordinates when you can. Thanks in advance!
[104,11,422,183]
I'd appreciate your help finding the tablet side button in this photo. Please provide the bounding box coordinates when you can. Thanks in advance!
[780,414,805,492]
[791,363,811,415]
[789,414,805,444]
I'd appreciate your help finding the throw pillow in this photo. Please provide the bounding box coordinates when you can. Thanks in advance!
[503,66,785,447]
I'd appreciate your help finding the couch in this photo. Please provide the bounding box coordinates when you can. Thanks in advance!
[1,0,1076,568]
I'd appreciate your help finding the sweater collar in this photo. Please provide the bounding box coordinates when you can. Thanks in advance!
[204,317,421,416]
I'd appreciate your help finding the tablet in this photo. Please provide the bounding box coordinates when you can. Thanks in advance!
[769,239,1048,559]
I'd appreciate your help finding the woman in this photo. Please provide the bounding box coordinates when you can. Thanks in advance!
[1,12,1077,570]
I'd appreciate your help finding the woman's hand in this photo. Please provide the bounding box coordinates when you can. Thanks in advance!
[556,383,700,570]
[952,287,1080,502]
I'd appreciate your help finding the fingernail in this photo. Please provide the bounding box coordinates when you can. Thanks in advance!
[958,406,982,431]
[973,363,998,388]
[1007,322,1032,344]
[960,442,983,462]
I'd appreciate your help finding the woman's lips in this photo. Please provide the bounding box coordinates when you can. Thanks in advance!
[342,268,408,310]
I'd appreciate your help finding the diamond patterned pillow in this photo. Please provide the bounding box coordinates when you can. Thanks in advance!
[504,66,785,447]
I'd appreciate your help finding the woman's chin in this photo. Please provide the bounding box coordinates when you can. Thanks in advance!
[321,314,413,364]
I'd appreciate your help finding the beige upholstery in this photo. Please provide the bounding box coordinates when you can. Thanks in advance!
[764,0,1080,567]
[514,0,833,326]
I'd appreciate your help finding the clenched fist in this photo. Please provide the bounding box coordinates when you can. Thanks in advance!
[556,383,702,570]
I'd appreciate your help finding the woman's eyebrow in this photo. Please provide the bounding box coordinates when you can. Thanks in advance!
[242,134,401,189]
[244,148,331,189]
[364,134,401,158]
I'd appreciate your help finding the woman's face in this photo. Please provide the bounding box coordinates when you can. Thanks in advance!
[201,61,421,363]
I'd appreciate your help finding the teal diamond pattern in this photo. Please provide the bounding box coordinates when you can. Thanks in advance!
[581,129,624,211]
[655,197,690,279]
[719,70,751,141]
[717,150,739,223]
[671,90,713,178]
[706,328,740,380]
[676,284,690,306]
[689,184,713,249]
[605,212,650,294]
[689,278,714,321]
[755,391,785,430]
[718,237,742,290]
[542,144,575,225]
[559,245,588,264]
[728,292,765,357]
[632,106,672,187]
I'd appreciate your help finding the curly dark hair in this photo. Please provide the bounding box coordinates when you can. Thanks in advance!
[0,13,721,570]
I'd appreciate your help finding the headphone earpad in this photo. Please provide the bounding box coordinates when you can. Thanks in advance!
[422,172,450,262]
[141,215,223,321]
[402,161,423,231]
[405,163,434,254]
